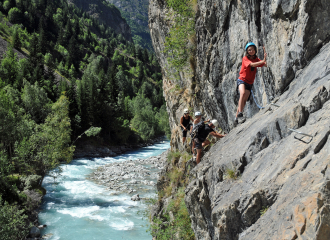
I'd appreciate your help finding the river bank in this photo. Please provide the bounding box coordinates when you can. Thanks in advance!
[36,140,170,240]
[89,150,169,197]
[73,136,167,159]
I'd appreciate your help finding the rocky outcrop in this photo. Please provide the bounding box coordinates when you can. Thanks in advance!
[149,0,330,148]
[68,0,132,41]
[184,42,330,239]
[149,0,330,239]
[194,0,330,132]
[149,0,198,151]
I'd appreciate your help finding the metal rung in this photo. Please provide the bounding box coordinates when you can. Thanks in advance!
[288,128,313,138]
[270,103,280,108]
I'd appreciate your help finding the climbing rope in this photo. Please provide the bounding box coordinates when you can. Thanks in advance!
[251,89,265,109]
[251,89,280,109]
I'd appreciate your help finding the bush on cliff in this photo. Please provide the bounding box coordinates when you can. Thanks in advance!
[164,0,196,70]
[148,151,195,239]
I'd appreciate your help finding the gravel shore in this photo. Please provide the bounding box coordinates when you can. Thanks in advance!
[89,150,169,198]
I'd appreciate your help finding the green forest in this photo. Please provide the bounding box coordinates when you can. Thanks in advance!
[109,0,152,50]
[0,0,169,238]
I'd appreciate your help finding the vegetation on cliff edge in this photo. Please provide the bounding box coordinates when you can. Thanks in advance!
[164,0,197,70]
[147,151,195,239]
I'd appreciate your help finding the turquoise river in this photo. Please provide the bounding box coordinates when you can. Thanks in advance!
[38,140,170,240]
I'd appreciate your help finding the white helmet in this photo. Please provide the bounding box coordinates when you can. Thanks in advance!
[195,111,201,117]
[184,109,189,114]
[210,119,219,127]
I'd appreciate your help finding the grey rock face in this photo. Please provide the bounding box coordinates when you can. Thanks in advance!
[149,0,330,238]
[184,43,330,240]
[149,0,330,148]
[195,0,330,132]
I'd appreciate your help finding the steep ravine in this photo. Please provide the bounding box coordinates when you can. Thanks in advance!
[149,0,330,239]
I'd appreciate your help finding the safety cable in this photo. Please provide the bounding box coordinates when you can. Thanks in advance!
[251,89,265,109]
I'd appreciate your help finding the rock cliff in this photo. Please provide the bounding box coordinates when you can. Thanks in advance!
[149,0,330,239]
[149,0,330,144]
[68,0,132,41]
[185,43,330,239]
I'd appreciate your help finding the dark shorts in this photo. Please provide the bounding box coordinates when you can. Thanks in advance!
[181,124,192,137]
[194,138,203,149]
[237,79,253,101]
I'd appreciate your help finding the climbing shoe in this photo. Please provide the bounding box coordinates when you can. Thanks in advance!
[237,112,246,124]
[193,148,197,157]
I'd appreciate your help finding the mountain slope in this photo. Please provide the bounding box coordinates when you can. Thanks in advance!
[107,0,152,49]
[69,0,132,41]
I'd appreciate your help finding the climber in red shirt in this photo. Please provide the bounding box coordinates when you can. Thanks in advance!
[235,42,267,124]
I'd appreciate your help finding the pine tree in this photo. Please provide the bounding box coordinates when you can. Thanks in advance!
[67,36,79,70]
[38,17,47,54]
[29,33,44,84]
[12,27,22,50]
[107,65,119,105]
[63,18,72,45]
[73,16,80,37]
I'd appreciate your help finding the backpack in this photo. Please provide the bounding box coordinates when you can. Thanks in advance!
[191,121,205,140]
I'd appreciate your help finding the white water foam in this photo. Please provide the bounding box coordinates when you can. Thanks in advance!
[57,206,104,221]
[39,141,170,239]
[110,219,134,230]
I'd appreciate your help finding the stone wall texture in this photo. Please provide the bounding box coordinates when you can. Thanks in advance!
[149,0,330,239]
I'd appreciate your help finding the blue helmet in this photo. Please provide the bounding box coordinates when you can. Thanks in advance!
[245,42,257,53]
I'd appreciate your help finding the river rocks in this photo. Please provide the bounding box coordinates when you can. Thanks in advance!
[90,150,169,198]
[184,43,330,239]
[28,226,40,238]
[131,194,141,201]
[37,225,47,229]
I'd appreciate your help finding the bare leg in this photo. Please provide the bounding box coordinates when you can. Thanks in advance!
[196,149,202,164]
[202,139,210,148]
[236,84,250,117]
[182,137,186,144]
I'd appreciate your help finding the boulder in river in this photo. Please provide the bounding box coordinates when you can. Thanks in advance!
[29,226,40,238]
[131,194,141,201]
